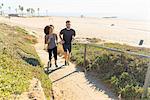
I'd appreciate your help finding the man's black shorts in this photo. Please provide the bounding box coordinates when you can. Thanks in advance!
[63,44,71,53]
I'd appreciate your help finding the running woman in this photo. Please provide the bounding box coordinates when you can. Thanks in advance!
[44,25,58,67]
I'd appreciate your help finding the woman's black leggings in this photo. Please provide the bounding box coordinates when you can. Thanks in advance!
[48,47,57,61]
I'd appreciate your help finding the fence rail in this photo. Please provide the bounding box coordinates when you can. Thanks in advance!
[77,43,150,98]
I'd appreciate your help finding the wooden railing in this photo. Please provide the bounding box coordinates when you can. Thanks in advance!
[78,43,150,99]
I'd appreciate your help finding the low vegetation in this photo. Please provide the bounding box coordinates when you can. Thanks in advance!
[71,40,150,99]
[0,23,51,99]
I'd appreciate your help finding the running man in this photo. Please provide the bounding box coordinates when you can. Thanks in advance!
[59,20,76,66]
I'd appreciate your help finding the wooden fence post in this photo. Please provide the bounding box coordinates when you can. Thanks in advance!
[83,44,87,73]
[142,62,150,99]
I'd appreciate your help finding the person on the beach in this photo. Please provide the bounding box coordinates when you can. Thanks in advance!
[59,20,76,65]
[44,25,58,67]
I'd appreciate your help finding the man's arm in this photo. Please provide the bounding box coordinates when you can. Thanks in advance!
[59,34,63,41]
[74,29,76,37]
[59,30,63,41]
[72,29,76,40]
[56,34,58,42]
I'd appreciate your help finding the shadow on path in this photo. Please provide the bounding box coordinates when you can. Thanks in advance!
[44,65,66,75]
[47,59,118,100]
[76,67,118,99]
[52,70,78,83]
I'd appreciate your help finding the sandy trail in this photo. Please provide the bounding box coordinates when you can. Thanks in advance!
[34,30,117,100]
[32,24,117,100]
[49,61,117,100]
[1,17,117,100]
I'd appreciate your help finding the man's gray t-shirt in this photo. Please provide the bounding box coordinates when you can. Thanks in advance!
[60,28,76,44]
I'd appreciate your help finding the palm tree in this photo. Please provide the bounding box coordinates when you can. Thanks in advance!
[18,5,21,9]
[30,8,35,16]
[20,7,24,12]
[15,8,18,14]
[18,5,21,16]
[20,6,24,16]
[18,5,24,16]
[26,8,30,16]
[26,8,30,12]
[8,6,11,14]
[46,10,48,16]
[0,6,2,16]
[0,3,4,15]
[37,8,40,16]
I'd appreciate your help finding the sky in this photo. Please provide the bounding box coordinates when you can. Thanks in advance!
[0,0,150,20]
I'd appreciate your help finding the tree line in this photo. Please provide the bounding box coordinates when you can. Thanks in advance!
[0,3,40,16]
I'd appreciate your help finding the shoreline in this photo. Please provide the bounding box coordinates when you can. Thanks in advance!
[1,16,150,22]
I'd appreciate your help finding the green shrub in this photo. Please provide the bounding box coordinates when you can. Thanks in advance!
[0,23,51,99]
[71,43,150,98]
[0,54,30,98]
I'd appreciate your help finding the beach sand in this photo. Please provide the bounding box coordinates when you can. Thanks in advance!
[0,16,150,48]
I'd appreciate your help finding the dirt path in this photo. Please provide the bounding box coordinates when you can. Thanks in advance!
[30,26,117,100]
[2,18,117,100]
[34,31,117,100]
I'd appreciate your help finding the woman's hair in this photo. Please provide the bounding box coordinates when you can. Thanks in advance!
[44,25,54,35]
[66,20,71,23]
[44,25,50,35]
[50,25,54,29]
